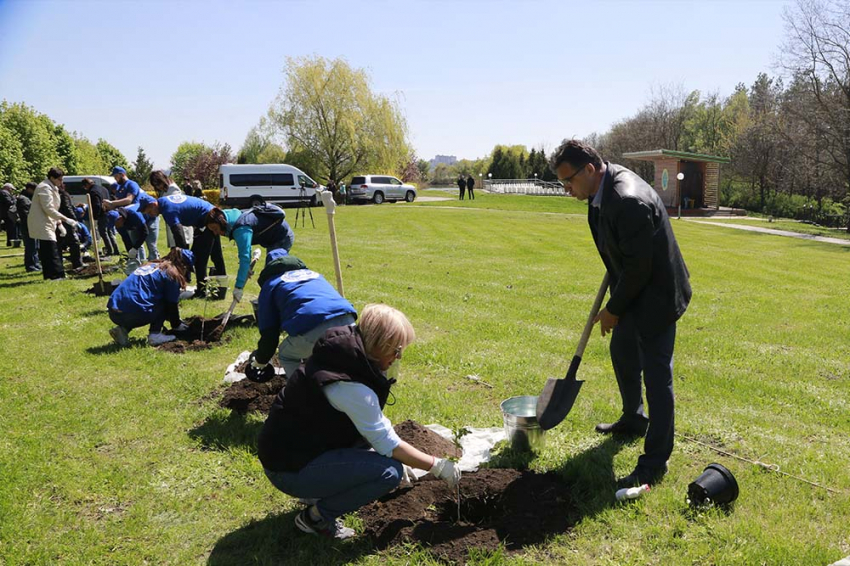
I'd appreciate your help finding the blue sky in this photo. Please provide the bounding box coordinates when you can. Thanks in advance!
[0,0,789,169]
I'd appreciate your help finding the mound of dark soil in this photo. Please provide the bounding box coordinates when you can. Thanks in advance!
[156,313,255,353]
[361,468,574,564]
[394,420,462,460]
[220,373,287,413]
[83,281,114,296]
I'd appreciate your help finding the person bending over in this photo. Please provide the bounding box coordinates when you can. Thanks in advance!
[257,303,461,540]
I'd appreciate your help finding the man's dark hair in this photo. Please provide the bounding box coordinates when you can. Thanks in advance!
[47,167,65,180]
[81,178,93,188]
[25,182,37,191]
[549,139,603,173]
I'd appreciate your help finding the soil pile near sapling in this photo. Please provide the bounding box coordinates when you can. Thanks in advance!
[157,314,255,353]
[84,281,114,296]
[361,468,574,564]
[220,356,285,413]
[394,420,462,460]
[358,420,574,564]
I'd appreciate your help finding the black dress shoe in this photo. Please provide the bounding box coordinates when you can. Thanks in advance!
[595,419,648,436]
[617,464,668,489]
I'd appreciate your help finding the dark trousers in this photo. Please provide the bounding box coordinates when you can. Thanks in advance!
[37,239,64,280]
[459,187,465,200]
[468,187,475,200]
[22,230,40,271]
[97,215,120,255]
[609,311,677,470]
[192,227,226,291]
[4,212,18,245]
[109,304,165,333]
[59,223,82,269]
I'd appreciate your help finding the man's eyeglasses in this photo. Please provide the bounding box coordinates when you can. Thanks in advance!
[558,167,585,187]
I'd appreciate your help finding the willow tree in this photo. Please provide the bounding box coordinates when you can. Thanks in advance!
[267,55,410,184]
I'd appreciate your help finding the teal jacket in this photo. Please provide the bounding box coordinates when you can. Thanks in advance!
[224,208,253,289]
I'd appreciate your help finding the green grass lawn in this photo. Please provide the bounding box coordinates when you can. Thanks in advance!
[697,216,850,241]
[1,194,849,565]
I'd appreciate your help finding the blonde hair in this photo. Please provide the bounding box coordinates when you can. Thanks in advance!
[359,303,416,360]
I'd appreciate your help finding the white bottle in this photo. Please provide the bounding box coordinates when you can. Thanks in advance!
[616,483,650,501]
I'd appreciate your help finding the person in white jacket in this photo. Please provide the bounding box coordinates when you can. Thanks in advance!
[28,167,78,280]
[149,170,193,249]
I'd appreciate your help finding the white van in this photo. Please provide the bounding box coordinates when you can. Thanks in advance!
[62,175,116,207]
[219,164,323,208]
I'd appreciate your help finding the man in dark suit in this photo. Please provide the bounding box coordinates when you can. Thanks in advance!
[549,139,691,488]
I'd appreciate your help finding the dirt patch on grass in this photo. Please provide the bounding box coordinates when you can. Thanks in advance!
[83,281,115,296]
[70,264,119,278]
[394,420,461,460]
[361,468,574,563]
[156,314,254,353]
[220,373,287,413]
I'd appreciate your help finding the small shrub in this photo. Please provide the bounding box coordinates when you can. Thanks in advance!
[202,190,220,205]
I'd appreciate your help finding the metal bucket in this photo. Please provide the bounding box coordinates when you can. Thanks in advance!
[500,395,544,452]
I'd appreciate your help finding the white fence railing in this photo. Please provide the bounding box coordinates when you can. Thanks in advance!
[483,179,568,196]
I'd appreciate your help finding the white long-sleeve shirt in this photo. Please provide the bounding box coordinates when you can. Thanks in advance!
[323,381,401,457]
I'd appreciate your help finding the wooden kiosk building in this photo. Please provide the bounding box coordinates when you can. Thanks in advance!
[622,149,730,214]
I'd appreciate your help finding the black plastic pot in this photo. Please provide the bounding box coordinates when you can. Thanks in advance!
[208,286,228,301]
[688,463,739,505]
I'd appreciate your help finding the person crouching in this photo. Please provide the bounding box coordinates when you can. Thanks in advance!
[257,303,461,540]
[107,248,194,346]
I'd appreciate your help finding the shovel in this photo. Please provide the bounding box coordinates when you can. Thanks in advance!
[85,194,109,294]
[536,272,610,430]
[208,248,262,341]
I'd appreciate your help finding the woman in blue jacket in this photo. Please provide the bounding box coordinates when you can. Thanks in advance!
[246,249,356,380]
[220,203,295,303]
[107,248,194,347]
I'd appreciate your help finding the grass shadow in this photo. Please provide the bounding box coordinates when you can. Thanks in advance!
[188,410,263,453]
[0,271,38,280]
[85,340,145,355]
[0,279,43,289]
[80,309,108,317]
[207,509,374,566]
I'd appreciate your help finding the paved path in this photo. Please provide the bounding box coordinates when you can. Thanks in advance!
[414,196,452,202]
[687,219,850,246]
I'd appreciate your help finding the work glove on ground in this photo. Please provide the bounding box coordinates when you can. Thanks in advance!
[401,464,418,486]
[246,352,275,383]
[429,458,461,489]
[232,287,243,302]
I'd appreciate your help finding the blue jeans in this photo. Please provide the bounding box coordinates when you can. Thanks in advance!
[264,448,402,522]
[108,303,166,333]
[278,314,356,376]
[22,233,40,271]
[144,217,160,261]
[610,311,677,470]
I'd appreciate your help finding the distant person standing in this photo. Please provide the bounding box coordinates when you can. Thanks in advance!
[338,182,347,205]
[57,182,84,271]
[326,179,338,204]
[457,175,466,200]
[0,183,18,246]
[29,167,78,280]
[16,182,41,272]
[149,170,193,249]
[466,175,475,200]
[192,180,204,199]
[82,178,120,257]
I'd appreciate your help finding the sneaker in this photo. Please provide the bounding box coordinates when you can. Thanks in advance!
[294,507,356,540]
[109,326,130,346]
[147,332,176,346]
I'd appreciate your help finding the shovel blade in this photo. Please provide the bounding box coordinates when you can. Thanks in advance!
[536,355,584,430]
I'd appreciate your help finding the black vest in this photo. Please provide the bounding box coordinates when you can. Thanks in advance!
[231,205,288,248]
[257,325,394,472]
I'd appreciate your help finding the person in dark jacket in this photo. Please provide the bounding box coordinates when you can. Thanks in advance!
[247,249,355,378]
[456,175,466,200]
[141,195,226,298]
[0,183,18,246]
[549,139,691,489]
[57,184,83,270]
[16,182,41,272]
[220,204,295,303]
[466,174,476,200]
[83,178,120,256]
[107,248,194,347]
[257,303,461,540]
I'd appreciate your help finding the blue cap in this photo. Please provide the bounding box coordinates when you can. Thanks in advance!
[111,166,127,176]
[266,248,289,265]
[180,249,195,269]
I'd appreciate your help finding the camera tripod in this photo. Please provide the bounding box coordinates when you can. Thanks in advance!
[294,186,315,228]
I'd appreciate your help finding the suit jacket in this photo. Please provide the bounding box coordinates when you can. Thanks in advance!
[589,162,691,337]
[28,180,75,242]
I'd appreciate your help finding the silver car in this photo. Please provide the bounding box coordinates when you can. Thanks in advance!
[348,175,417,204]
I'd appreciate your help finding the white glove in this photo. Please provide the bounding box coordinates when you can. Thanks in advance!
[401,464,418,486]
[57,224,67,238]
[66,219,78,229]
[233,287,243,302]
[430,458,461,489]
[128,249,138,259]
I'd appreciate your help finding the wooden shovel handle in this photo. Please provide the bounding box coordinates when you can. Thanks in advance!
[574,272,610,359]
